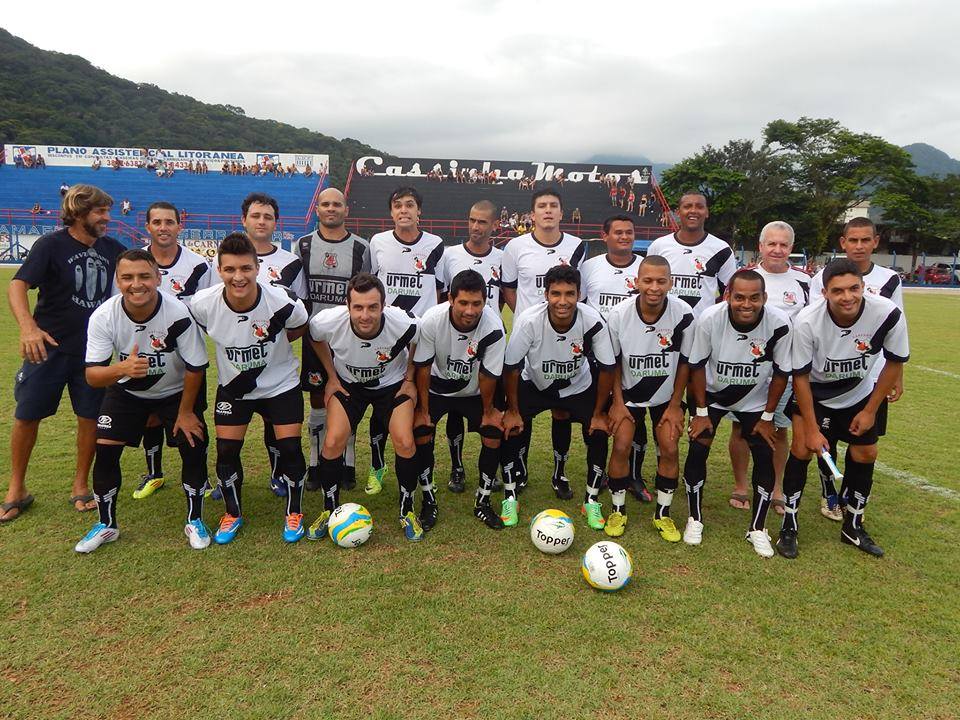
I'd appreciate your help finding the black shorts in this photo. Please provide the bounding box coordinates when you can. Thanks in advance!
[15,348,104,421]
[213,385,304,427]
[424,392,505,439]
[787,393,885,447]
[627,402,670,430]
[333,382,411,433]
[96,386,208,448]
[300,339,328,393]
[517,380,603,432]
[692,406,766,447]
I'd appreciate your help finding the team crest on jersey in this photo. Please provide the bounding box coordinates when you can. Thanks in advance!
[491,266,499,280]
[308,371,323,386]
[625,277,637,291]
[413,256,425,272]
[252,322,270,339]
[267,266,281,281]
[466,340,478,358]
[170,279,185,294]
[854,338,872,353]
[570,340,583,357]
[782,291,797,306]
[693,257,706,273]
[376,349,391,363]
[748,340,766,359]
[656,331,672,349]
[323,253,338,269]
[149,332,167,350]
[866,285,879,295]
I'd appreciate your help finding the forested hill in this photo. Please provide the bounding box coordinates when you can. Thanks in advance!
[0,28,386,185]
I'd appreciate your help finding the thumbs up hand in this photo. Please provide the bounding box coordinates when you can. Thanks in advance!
[120,342,150,379]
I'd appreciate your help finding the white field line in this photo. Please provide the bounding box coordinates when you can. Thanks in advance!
[916,365,960,381]
[875,461,960,501]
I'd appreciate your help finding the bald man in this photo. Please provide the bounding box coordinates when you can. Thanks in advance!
[294,188,372,495]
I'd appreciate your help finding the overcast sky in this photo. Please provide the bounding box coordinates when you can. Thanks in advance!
[6,0,959,163]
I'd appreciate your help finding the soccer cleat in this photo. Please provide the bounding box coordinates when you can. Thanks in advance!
[581,501,606,530]
[418,499,439,532]
[474,502,505,530]
[629,477,653,503]
[283,513,305,543]
[269,476,288,498]
[745,529,775,558]
[820,495,843,522]
[184,519,211,550]
[604,511,627,537]
[75,523,119,553]
[400,512,424,542]
[652,516,682,543]
[776,529,798,559]
[552,476,574,500]
[448,468,466,494]
[306,510,331,541]
[841,524,884,557]
[213,514,244,545]
[500,498,519,527]
[365,466,386,495]
[132,474,164,500]
[683,517,704,546]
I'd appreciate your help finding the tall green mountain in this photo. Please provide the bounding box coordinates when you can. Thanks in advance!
[0,28,386,185]
[903,143,960,177]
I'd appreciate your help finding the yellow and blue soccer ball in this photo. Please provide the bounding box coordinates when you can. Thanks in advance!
[529,509,575,554]
[581,541,632,591]
[328,503,373,548]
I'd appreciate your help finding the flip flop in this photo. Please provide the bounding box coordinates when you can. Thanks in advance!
[0,495,34,522]
[729,492,750,510]
[69,494,96,512]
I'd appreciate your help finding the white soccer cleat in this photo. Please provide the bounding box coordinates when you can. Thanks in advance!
[75,523,119,554]
[745,529,775,558]
[184,519,212,550]
[683,518,704,545]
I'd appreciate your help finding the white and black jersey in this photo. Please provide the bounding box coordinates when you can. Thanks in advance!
[753,263,810,323]
[257,245,307,299]
[607,295,694,407]
[309,305,419,390]
[190,282,308,400]
[646,232,737,317]
[505,302,615,398]
[370,230,445,317]
[86,291,208,399]
[152,246,212,306]
[792,294,909,410]
[294,230,371,318]
[441,242,503,310]
[687,302,792,413]
[579,253,643,318]
[500,232,586,315]
[413,302,506,398]
[809,262,903,311]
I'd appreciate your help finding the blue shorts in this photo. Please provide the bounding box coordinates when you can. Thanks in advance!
[14,348,105,421]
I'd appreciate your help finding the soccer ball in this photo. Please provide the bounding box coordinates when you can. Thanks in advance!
[581,541,633,591]
[529,509,575,554]
[328,503,373,548]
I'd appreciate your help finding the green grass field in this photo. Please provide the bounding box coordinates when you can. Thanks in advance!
[1,268,958,719]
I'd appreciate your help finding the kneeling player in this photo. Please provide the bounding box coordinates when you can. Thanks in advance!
[775,259,908,558]
[604,256,692,539]
[308,273,424,542]
[77,250,209,552]
[502,265,614,529]
[190,234,310,545]
[685,270,792,557]
[413,270,507,530]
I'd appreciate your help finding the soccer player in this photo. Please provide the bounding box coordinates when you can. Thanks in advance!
[134,201,213,501]
[76,250,209,552]
[685,270,792,557]
[368,187,445,501]
[500,189,586,497]
[293,187,371,495]
[776,259,909,558]
[604,255,693,540]
[413,270,507,530]
[727,221,810,514]
[307,273,423,542]
[3,185,124,523]
[439,199,504,493]
[501,265,614,530]
[190,234,310,544]
[808,217,904,520]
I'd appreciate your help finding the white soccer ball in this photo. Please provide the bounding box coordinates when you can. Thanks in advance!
[581,541,633,592]
[328,503,373,548]
[529,509,575,554]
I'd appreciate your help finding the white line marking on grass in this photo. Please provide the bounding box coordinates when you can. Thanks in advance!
[917,366,960,381]
[875,461,960,501]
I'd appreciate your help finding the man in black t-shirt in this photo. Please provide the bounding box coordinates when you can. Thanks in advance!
[1,185,125,522]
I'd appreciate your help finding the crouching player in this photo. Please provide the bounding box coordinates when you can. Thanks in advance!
[413,270,507,530]
[685,270,792,557]
[501,265,615,530]
[189,234,310,545]
[307,273,424,542]
[776,259,909,558]
[77,250,209,552]
[604,256,693,539]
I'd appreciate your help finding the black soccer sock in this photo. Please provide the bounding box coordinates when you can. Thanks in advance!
[275,436,306,515]
[263,423,281,481]
[216,438,245,517]
[178,442,208,522]
[630,418,648,483]
[748,441,775,532]
[608,474,630,515]
[843,457,875,530]
[369,415,387,471]
[552,417,572,484]
[93,444,124,529]
[476,444,501,507]
[317,454,342,512]
[583,429,608,504]
[446,413,465,474]
[683,440,710,523]
[516,424,532,486]
[654,473,678,519]
[416,439,437,504]
[500,447,518,501]
[781,453,810,533]
[142,424,164,478]
[395,454,419,517]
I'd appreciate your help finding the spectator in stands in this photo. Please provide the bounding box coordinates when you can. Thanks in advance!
[60,182,69,197]
[221,161,230,174]
[31,202,42,215]
[609,184,618,206]
[36,154,46,169]
[156,164,165,178]
[14,153,24,169]
[1,185,125,522]
[626,190,635,213]
[91,156,102,171]
[121,198,132,216]
[571,207,582,224]
[304,164,313,178]
[111,157,122,170]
